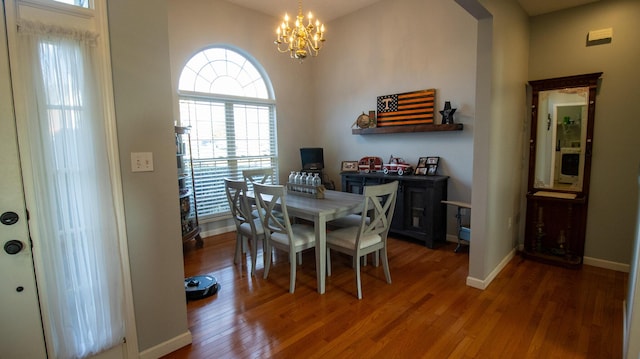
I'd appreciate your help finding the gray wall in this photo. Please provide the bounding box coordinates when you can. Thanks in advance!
[469,0,530,282]
[528,0,640,264]
[313,0,476,236]
[108,0,189,352]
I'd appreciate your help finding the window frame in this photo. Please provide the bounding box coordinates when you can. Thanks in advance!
[177,46,278,221]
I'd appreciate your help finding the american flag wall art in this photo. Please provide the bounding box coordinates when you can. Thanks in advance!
[376,89,436,127]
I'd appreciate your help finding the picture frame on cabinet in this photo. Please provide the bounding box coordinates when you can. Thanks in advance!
[416,156,439,175]
[341,161,359,172]
[426,156,439,175]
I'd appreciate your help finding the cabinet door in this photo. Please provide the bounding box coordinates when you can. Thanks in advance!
[342,175,381,194]
[523,196,586,266]
[397,180,447,248]
[403,184,428,231]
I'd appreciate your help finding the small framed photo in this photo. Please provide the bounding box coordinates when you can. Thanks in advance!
[341,161,359,172]
[426,156,439,175]
[416,156,439,175]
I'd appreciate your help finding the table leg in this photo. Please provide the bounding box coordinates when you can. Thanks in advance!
[315,216,326,294]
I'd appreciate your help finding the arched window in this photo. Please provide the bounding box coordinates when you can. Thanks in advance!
[178,47,277,218]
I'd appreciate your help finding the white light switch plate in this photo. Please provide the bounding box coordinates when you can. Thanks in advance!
[131,152,154,172]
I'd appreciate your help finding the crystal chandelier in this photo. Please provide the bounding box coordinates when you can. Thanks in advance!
[274,0,325,60]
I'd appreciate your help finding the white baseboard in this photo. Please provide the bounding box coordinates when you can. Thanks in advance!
[139,330,192,359]
[466,276,485,289]
[466,248,516,290]
[516,243,629,273]
[583,256,630,273]
[200,224,235,239]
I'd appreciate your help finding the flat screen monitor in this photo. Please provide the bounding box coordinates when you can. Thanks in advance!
[300,147,324,170]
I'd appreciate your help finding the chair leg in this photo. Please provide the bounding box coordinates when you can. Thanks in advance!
[261,236,267,268]
[289,251,297,293]
[297,251,303,264]
[234,233,242,264]
[263,242,272,279]
[326,248,332,276]
[355,255,362,300]
[381,248,392,284]
[362,252,380,267]
[250,237,258,276]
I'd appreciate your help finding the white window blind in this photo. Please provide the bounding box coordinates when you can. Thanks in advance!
[178,47,277,219]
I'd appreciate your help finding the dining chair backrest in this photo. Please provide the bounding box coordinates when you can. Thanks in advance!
[357,181,399,246]
[242,168,275,187]
[252,183,294,250]
[224,178,256,233]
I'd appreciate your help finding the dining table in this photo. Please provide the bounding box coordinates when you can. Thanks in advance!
[248,189,365,294]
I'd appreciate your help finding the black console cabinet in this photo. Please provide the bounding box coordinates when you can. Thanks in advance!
[341,173,448,248]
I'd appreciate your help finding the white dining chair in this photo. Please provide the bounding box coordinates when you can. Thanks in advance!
[242,167,277,217]
[253,183,316,293]
[224,178,266,276]
[242,168,275,186]
[326,181,398,299]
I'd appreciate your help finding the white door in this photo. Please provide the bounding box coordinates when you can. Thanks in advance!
[0,4,47,357]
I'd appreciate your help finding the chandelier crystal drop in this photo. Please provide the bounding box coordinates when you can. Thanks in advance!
[274,0,325,60]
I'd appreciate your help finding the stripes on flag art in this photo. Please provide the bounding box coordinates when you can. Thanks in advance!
[376,89,436,127]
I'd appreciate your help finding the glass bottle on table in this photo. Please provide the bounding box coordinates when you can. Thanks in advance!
[300,172,308,192]
[312,173,321,187]
[293,172,302,192]
[306,172,315,193]
[288,171,296,191]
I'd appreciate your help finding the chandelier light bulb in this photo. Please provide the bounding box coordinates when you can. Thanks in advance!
[273,0,326,60]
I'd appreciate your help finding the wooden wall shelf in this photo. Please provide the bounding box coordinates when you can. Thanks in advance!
[352,123,463,135]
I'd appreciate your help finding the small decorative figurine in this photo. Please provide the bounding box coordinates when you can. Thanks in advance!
[439,101,456,124]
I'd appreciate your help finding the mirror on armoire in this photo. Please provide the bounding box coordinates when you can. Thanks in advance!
[522,72,602,268]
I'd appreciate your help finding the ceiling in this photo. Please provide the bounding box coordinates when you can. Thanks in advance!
[223,0,600,21]
[517,0,599,16]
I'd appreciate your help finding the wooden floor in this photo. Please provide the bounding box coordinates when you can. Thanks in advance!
[164,231,626,359]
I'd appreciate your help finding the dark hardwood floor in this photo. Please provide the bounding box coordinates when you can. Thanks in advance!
[164,231,626,358]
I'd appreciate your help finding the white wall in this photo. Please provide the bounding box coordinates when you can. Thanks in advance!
[529,0,640,264]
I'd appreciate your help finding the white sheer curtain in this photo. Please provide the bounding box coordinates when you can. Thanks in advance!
[17,20,124,358]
